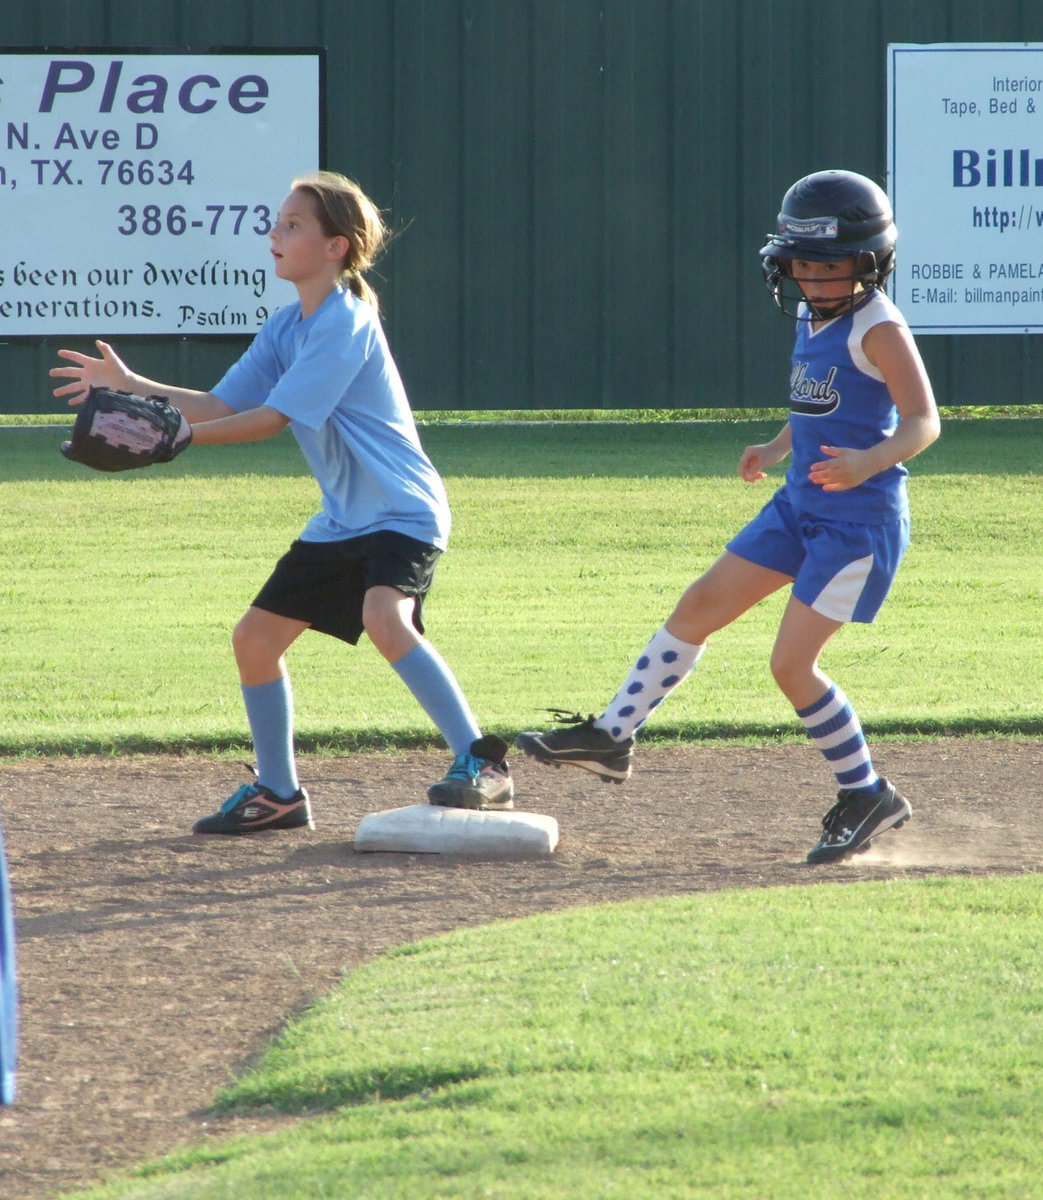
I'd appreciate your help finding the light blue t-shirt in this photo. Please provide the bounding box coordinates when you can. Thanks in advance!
[785,290,909,525]
[212,286,450,549]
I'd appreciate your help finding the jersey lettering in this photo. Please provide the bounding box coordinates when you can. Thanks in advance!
[789,361,840,415]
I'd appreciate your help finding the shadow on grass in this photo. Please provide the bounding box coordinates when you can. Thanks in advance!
[5,418,1039,484]
[1,716,1039,759]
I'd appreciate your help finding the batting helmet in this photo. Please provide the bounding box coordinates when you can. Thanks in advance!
[759,170,897,317]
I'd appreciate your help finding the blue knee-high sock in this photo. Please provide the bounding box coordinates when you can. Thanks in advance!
[391,642,482,757]
[241,677,300,799]
[796,683,879,792]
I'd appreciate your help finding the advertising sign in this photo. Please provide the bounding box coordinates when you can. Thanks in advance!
[889,43,1043,334]
[0,50,322,336]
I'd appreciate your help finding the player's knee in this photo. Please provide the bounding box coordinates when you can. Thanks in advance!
[361,597,396,646]
[231,615,255,665]
[769,646,799,695]
[232,613,274,669]
[362,589,416,659]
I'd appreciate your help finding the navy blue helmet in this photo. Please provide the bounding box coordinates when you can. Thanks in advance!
[760,170,897,317]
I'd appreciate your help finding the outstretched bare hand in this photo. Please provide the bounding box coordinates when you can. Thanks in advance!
[49,340,133,405]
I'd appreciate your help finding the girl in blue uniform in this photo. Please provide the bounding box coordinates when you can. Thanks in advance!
[51,170,512,830]
[517,170,940,862]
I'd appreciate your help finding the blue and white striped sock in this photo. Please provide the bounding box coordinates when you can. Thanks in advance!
[796,683,879,792]
[595,626,704,741]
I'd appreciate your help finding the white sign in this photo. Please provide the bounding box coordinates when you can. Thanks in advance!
[0,50,321,336]
[888,43,1043,334]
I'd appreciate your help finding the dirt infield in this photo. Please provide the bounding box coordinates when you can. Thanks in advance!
[2,739,1041,1198]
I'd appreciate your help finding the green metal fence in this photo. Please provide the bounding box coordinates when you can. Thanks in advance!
[4,1,1043,413]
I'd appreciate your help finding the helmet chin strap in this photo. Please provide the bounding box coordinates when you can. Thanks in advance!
[805,297,850,321]
[803,285,874,322]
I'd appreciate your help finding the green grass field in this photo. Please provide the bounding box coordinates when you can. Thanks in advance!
[4,415,1039,1198]
[72,876,1043,1199]
[1,416,1040,755]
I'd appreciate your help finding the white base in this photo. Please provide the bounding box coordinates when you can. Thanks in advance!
[354,804,558,856]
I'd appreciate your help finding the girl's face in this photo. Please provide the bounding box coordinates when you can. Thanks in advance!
[789,256,863,317]
[269,189,347,286]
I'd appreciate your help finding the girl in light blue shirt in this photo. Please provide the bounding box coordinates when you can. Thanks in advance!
[52,171,513,829]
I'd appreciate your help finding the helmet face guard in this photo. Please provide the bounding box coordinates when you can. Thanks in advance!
[759,170,897,320]
[760,250,892,320]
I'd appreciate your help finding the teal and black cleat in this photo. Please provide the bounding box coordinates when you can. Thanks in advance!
[193,781,314,835]
[428,735,514,811]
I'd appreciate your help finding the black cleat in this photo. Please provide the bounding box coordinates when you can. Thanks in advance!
[807,778,911,864]
[515,711,633,784]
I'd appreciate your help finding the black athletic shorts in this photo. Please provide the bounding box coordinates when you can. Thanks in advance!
[251,531,442,645]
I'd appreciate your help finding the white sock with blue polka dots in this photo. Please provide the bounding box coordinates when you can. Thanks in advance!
[595,626,704,741]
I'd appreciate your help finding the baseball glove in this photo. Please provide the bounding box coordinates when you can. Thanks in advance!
[60,387,192,472]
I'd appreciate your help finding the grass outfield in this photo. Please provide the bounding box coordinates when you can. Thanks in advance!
[0,417,1039,754]
[7,415,1038,1198]
[69,875,1043,1199]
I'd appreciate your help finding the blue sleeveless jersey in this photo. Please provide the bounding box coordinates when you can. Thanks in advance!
[785,291,909,524]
